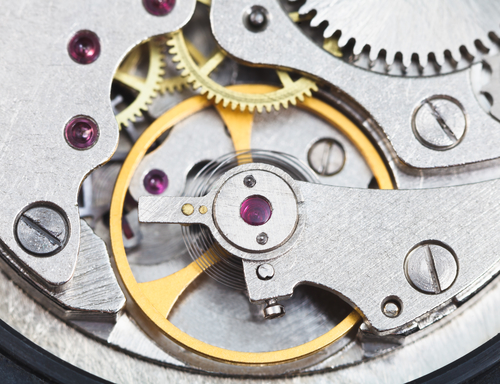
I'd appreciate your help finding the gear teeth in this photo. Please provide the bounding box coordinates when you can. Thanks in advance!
[337,34,350,49]
[401,53,412,68]
[167,30,318,114]
[352,43,364,56]
[301,0,500,75]
[115,38,166,128]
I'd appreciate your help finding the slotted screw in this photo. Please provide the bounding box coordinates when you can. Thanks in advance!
[412,96,467,151]
[307,138,345,176]
[405,241,458,294]
[16,205,68,256]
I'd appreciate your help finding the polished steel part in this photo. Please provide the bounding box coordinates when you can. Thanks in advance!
[0,0,196,285]
[142,161,500,332]
[242,175,500,332]
[139,164,305,259]
[210,0,500,169]
[0,220,124,319]
[293,0,500,67]
[3,0,500,380]
[214,169,298,252]
[2,259,500,382]
[129,109,233,200]
[263,299,286,319]
[257,263,275,280]
[382,300,401,318]
[112,95,367,371]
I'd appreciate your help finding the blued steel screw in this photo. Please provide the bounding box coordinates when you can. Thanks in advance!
[16,206,68,256]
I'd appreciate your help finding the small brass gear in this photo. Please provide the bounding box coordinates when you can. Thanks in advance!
[167,30,318,112]
[158,39,208,94]
[114,38,165,127]
[159,75,186,94]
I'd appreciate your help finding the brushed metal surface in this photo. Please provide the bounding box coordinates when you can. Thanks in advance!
[0,0,195,285]
[210,0,500,169]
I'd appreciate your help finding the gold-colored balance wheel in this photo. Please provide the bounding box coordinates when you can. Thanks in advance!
[110,85,394,365]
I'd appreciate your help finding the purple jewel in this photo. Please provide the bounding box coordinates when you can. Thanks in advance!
[68,30,100,64]
[143,0,175,16]
[240,195,272,226]
[144,169,169,194]
[65,116,99,149]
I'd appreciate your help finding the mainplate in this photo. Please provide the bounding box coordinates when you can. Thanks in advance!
[2,0,500,382]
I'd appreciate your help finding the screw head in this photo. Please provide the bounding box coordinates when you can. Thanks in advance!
[65,116,99,150]
[144,169,168,195]
[68,30,100,65]
[405,241,458,294]
[257,263,274,280]
[143,0,175,16]
[256,232,269,245]
[263,299,285,320]
[243,175,256,188]
[412,95,467,151]
[382,299,401,318]
[244,6,269,32]
[307,138,346,176]
[16,205,69,256]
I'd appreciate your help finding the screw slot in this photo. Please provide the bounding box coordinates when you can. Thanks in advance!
[307,138,346,176]
[405,240,458,294]
[15,204,69,257]
[412,95,467,151]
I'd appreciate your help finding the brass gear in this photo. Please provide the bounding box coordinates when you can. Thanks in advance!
[114,38,165,127]
[167,30,318,112]
[158,39,209,94]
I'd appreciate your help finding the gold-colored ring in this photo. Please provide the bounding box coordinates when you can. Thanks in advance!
[111,86,393,365]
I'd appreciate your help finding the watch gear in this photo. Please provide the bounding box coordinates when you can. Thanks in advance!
[159,75,186,94]
[481,54,500,121]
[114,38,165,127]
[168,30,318,112]
[293,0,500,69]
